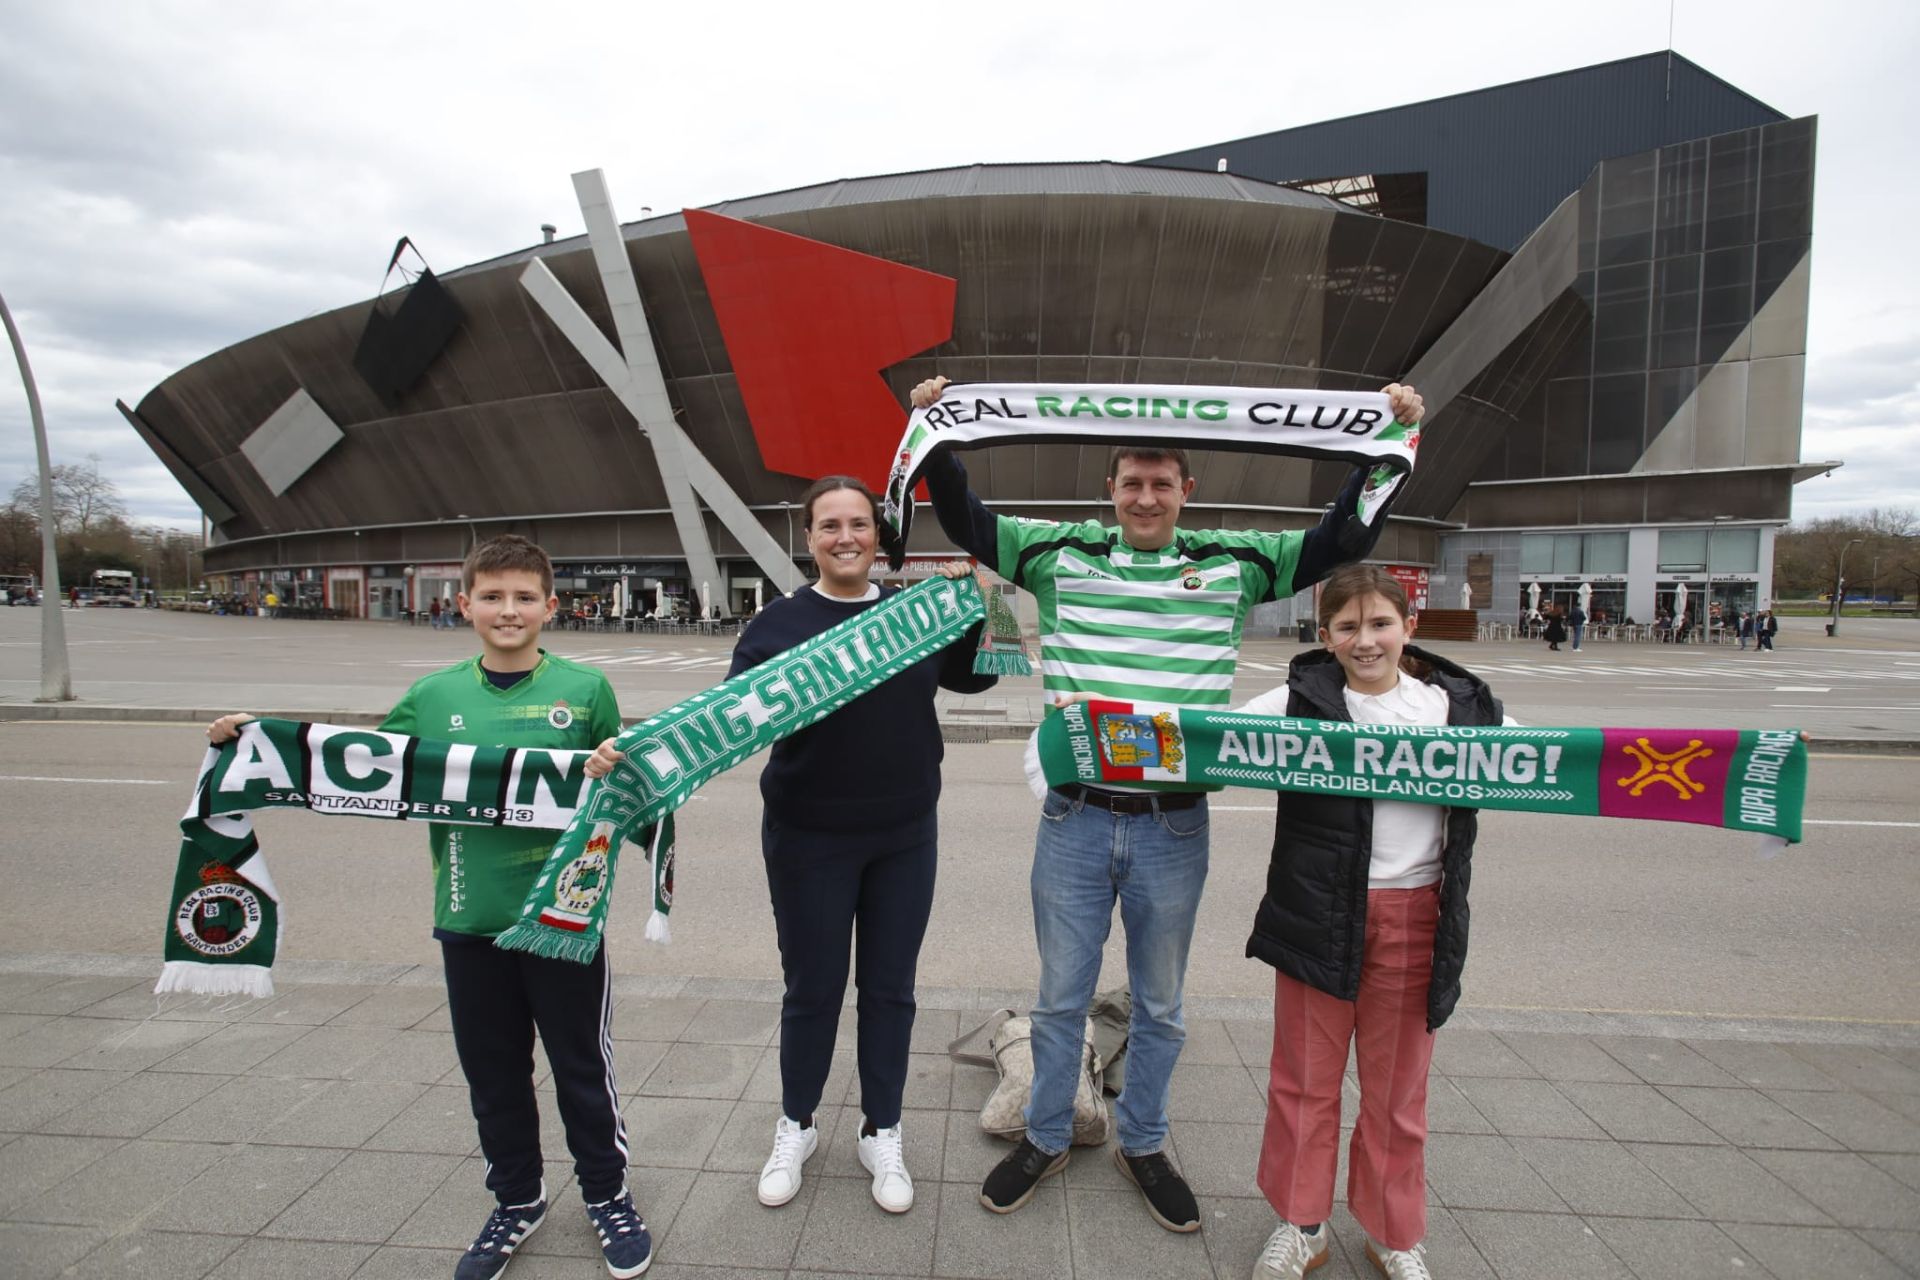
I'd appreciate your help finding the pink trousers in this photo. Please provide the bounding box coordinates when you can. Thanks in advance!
[1256,884,1440,1250]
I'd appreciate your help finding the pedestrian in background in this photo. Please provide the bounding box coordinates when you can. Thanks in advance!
[1542,604,1567,652]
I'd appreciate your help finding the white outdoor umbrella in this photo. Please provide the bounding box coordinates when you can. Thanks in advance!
[1673,582,1689,627]
[1527,581,1542,616]
[1460,581,1473,609]
[1578,582,1593,613]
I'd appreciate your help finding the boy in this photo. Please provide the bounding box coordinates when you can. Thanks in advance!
[209,535,649,1279]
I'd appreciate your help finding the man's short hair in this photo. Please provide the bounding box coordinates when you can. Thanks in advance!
[462,535,553,595]
[1107,446,1191,482]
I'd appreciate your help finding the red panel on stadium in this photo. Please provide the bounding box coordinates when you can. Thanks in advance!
[684,209,956,490]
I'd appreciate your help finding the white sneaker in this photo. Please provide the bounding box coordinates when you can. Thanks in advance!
[856,1120,914,1213]
[1365,1238,1434,1280]
[757,1115,817,1207]
[1252,1220,1329,1278]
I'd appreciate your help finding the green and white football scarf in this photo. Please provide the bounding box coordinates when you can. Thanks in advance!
[1037,698,1808,844]
[159,573,994,997]
[880,383,1420,566]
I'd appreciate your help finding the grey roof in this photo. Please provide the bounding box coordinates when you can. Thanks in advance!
[451,162,1345,280]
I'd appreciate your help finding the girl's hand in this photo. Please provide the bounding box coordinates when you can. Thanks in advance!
[583,738,625,780]
[936,560,974,580]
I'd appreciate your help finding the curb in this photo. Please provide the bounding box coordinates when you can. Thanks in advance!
[1,703,1913,753]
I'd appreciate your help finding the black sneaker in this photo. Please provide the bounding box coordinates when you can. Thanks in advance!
[979,1136,1069,1214]
[454,1194,546,1280]
[584,1187,653,1278]
[1114,1148,1200,1232]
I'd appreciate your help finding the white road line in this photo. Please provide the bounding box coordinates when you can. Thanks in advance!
[0,775,174,785]
[1775,687,1832,692]
[1805,820,1920,828]
[1771,704,1920,711]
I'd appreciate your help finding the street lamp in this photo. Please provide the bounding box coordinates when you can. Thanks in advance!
[1831,538,1864,636]
[1,286,72,700]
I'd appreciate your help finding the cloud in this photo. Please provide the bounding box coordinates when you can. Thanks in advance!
[2,0,1917,536]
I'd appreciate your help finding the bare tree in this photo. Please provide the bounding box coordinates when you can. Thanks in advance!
[7,455,129,543]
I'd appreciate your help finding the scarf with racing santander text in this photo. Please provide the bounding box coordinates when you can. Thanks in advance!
[157,720,676,998]
[879,383,1421,569]
[155,721,668,997]
[158,573,998,995]
[1036,700,1808,845]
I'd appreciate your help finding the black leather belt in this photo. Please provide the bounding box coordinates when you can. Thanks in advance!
[1051,784,1204,814]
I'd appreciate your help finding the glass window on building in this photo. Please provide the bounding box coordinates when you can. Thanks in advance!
[1708,526,1760,573]
[1520,534,1556,576]
[1584,531,1629,574]
[1659,529,1709,572]
[1553,534,1583,574]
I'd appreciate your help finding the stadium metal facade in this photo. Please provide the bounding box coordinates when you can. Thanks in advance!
[127,52,1823,630]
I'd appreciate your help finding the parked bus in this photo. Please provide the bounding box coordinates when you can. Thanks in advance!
[1,573,38,605]
[89,568,137,606]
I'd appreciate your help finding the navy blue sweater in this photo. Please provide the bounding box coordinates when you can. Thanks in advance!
[727,584,996,831]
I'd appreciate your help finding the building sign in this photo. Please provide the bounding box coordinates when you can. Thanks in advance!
[1466,554,1493,610]
[555,563,682,579]
[1383,564,1430,610]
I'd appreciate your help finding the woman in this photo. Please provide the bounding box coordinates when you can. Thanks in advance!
[1240,565,1506,1279]
[734,475,996,1215]
[1542,604,1567,651]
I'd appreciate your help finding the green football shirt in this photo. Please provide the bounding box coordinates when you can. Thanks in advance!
[993,517,1305,706]
[381,651,622,939]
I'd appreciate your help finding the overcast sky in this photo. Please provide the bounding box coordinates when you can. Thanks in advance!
[1,0,1914,530]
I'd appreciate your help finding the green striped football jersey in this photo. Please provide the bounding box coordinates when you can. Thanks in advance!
[993,517,1303,706]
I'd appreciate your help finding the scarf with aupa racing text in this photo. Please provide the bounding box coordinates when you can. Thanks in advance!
[1036,699,1808,845]
[879,383,1420,567]
[159,574,992,997]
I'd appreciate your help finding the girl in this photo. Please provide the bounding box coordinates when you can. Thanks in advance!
[728,477,994,1215]
[1242,564,1505,1280]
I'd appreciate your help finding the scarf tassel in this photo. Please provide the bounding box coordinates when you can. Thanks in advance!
[973,577,1033,677]
[155,960,274,999]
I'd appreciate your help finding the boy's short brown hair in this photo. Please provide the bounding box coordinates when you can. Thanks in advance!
[461,535,553,595]
[1107,446,1191,481]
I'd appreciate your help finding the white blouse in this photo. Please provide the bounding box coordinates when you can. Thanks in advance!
[1238,675,1448,889]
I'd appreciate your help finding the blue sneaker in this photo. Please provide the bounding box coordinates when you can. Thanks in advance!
[584,1187,653,1278]
[454,1191,545,1280]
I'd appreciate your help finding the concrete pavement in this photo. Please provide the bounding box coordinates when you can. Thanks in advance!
[2,608,1918,1276]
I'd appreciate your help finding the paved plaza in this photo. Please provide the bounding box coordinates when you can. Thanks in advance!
[1,608,1917,1277]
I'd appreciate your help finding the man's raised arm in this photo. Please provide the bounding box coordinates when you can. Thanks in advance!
[1289,382,1423,594]
[910,376,1001,568]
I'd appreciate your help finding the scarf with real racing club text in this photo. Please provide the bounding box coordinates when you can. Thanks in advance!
[879,383,1421,568]
[159,573,998,996]
[1036,699,1807,845]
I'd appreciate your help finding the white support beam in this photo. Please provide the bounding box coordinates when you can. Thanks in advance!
[520,257,804,594]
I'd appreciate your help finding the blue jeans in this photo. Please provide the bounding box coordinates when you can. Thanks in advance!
[1571,623,1583,650]
[1024,789,1210,1156]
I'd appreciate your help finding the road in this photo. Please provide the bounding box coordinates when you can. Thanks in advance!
[4,719,1915,1026]
[5,606,1920,741]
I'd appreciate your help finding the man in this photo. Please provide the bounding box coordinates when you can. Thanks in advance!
[909,375,1423,1231]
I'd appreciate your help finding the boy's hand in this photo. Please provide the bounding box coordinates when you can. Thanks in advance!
[207,713,256,743]
[909,376,949,409]
[936,560,974,580]
[583,738,626,779]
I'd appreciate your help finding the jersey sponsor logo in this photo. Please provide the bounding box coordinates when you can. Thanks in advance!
[1180,565,1204,590]
[449,714,465,732]
[175,863,264,958]
[548,701,574,730]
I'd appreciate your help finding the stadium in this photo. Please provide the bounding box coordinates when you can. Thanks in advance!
[125,51,1821,632]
